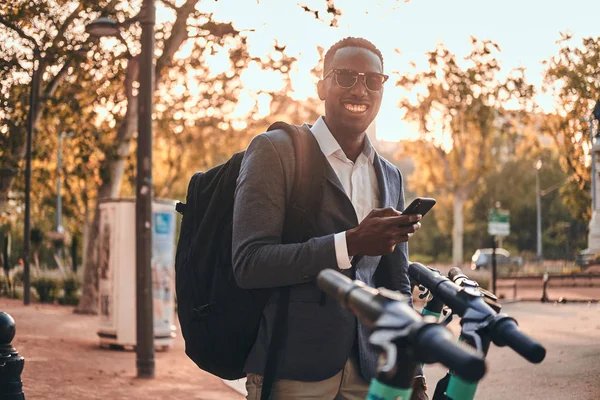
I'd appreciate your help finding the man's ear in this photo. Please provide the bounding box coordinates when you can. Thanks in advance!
[317,79,326,100]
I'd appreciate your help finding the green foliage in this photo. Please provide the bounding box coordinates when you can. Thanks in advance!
[406,208,452,263]
[396,38,535,200]
[59,273,80,306]
[396,38,535,264]
[31,228,43,246]
[0,273,8,296]
[32,275,61,303]
[11,269,24,286]
[542,33,600,222]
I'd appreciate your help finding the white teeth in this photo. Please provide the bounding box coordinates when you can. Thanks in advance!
[343,103,368,113]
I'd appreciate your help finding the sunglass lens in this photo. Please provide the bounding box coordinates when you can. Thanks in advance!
[365,73,385,91]
[335,70,358,88]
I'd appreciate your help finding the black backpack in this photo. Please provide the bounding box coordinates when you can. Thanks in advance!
[174,122,326,386]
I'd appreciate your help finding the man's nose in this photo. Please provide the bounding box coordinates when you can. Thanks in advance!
[349,76,368,96]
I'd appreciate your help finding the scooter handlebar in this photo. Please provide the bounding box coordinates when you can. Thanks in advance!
[317,269,487,381]
[415,323,486,382]
[410,263,547,364]
[491,317,546,363]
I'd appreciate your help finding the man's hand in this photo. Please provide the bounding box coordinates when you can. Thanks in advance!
[345,207,421,257]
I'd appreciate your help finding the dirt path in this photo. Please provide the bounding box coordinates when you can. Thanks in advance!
[2,298,600,399]
[0,298,243,400]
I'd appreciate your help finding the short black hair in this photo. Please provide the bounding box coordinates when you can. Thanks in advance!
[323,37,384,77]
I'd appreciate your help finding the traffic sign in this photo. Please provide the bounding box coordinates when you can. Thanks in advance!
[488,208,510,236]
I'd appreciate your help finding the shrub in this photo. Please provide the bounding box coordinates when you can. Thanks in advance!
[32,276,61,303]
[11,269,24,286]
[0,273,8,296]
[59,274,81,306]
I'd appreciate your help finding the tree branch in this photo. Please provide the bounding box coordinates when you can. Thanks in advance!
[155,0,200,84]
[43,57,74,100]
[0,15,39,49]
[434,145,453,183]
[158,0,178,11]
[46,3,84,55]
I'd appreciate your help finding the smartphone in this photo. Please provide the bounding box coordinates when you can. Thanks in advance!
[402,197,436,218]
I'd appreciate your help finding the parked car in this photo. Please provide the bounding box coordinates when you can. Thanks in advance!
[576,249,596,268]
[470,248,523,271]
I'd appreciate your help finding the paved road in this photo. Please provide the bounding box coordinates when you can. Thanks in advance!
[2,298,599,399]
[421,301,600,400]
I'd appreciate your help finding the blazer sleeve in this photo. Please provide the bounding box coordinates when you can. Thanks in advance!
[232,133,338,289]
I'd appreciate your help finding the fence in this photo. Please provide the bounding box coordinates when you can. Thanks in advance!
[496,274,600,302]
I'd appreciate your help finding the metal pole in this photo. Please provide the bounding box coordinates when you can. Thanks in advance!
[23,49,38,306]
[57,133,63,259]
[57,133,63,233]
[536,167,543,261]
[492,236,497,294]
[136,0,155,379]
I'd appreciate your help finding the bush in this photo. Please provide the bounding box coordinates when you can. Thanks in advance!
[32,276,61,303]
[11,269,24,286]
[0,273,8,296]
[59,274,81,306]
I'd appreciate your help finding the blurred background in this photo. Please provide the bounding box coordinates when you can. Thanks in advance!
[1,0,599,309]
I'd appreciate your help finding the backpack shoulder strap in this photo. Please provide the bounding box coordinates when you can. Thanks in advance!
[267,121,326,243]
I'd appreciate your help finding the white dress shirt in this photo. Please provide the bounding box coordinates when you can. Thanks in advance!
[310,116,380,269]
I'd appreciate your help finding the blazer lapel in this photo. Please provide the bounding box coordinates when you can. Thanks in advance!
[373,154,393,209]
[323,160,358,225]
[324,161,346,198]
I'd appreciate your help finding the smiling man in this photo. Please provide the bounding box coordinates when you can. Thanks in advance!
[232,37,426,400]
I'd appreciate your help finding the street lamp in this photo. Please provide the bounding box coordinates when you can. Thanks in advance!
[85,17,120,37]
[535,159,543,261]
[85,0,156,379]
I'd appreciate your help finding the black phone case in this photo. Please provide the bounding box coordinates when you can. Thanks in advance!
[403,197,436,216]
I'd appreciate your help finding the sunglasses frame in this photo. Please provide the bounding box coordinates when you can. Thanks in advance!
[323,68,389,92]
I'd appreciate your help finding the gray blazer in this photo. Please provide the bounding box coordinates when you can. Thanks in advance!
[232,126,410,382]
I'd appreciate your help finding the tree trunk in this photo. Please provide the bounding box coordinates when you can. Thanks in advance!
[75,59,139,314]
[76,0,200,313]
[81,193,90,274]
[452,189,468,268]
[74,202,101,314]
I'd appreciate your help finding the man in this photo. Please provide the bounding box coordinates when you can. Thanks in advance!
[232,37,426,399]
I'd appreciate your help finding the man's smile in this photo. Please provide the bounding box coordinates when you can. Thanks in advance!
[342,102,369,114]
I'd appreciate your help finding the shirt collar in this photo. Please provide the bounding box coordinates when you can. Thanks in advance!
[310,116,376,163]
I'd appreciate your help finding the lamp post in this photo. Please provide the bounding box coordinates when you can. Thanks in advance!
[85,0,156,379]
[535,159,543,262]
[56,131,73,260]
[23,48,39,306]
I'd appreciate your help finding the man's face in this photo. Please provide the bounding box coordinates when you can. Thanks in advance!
[318,47,384,136]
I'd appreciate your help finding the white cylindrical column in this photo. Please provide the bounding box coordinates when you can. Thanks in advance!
[588,140,600,253]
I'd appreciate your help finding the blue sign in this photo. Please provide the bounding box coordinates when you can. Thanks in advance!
[154,212,173,235]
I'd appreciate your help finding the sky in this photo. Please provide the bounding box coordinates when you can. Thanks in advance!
[164,0,599,141]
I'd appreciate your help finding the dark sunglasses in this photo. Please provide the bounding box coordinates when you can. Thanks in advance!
[323,68,389,92]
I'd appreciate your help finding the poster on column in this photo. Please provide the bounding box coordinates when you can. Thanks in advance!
[98,206,115,332]
[152,211,176,334]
